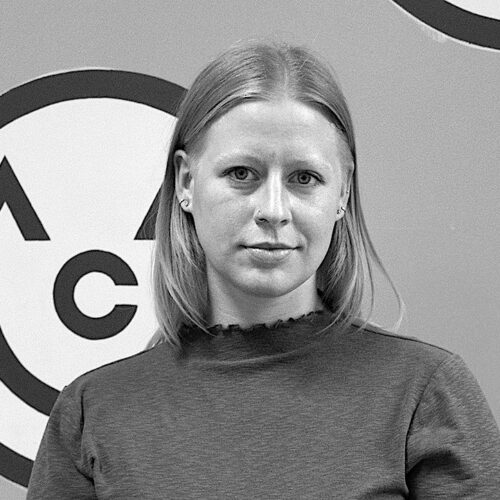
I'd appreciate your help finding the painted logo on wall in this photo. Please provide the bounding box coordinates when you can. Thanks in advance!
[392,0,500,49]
[0,70,186,488]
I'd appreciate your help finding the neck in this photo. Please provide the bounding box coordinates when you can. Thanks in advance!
[207,275,325,329]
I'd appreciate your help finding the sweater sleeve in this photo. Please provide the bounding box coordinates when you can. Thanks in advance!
[406,353,500,498]
[26,385,97,500]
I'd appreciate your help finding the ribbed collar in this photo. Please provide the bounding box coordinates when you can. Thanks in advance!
[178,309,338,365]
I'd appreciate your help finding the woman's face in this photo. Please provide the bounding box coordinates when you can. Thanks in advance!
[175,98,350,304]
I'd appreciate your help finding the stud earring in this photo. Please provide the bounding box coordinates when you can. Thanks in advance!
[336,206,346,215]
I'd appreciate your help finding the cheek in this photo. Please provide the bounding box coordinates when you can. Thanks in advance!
[299,203,338,254]
[308,214,336,246]
[191,190,243,249]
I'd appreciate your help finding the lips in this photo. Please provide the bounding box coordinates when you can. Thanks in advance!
[244,243,295,250]
[243,245,296,265]
[249,247,291,250]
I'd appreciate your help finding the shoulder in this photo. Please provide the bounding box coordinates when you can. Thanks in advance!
[60,342,176,405]
[352,318,453,354]
[331,320,491,423]
[350,317,454,355]
[340,318,460,388]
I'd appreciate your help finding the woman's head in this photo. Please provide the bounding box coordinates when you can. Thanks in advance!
[149,39,403,349]
[175,98,350,324]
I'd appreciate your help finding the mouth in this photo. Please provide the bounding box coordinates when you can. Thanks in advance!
[243,243,297,250]
[242,246,297,264]
[246,247,294,251]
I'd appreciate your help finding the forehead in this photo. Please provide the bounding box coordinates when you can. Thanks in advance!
[197,99,346,164]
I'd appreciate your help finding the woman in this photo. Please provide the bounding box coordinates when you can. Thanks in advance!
[28,40,500,499]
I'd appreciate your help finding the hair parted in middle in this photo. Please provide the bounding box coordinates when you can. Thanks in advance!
[148,38,404,351]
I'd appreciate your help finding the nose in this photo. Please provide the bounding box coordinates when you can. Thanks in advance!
[253,171,291,227]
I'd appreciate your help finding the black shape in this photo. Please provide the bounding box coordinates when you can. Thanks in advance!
[135,188,161,240]
[0,443,32,489]
[53,250,138,340]
[392,0,500,50]
[0,69,186,131]
[0,70,187,489]
[0,325,59,415]
[0,70,186,242]
[0,156,50,240]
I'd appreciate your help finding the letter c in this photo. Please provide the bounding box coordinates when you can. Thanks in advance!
[53,250,138,340]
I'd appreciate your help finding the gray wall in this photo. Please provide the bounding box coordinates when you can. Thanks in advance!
[1,1,499,497]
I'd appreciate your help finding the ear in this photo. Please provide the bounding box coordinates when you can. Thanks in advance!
[337,166,353,220]
[174,149,194,213]
[341,173,352,207]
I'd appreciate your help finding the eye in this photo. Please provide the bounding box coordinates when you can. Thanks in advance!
[292,171,323,186]
[225,167,256,182]
[224,167,323,186]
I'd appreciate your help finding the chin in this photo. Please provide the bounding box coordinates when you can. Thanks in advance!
[233,276,302,299]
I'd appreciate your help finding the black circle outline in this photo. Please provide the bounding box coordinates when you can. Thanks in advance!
[0,69,186,130]
[391,0,500,50]
[0,69,186,488]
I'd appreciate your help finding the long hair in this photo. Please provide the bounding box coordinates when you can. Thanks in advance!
[147,39,405,351]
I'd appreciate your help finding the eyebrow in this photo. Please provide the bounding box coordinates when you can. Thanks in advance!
[215,153,264,166]
[215,153,333,171]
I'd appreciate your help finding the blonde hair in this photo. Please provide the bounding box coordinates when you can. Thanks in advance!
[147,39,404,351]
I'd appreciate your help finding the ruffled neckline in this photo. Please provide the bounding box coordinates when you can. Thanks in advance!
[178,309,337,364]
[203,309,328,335]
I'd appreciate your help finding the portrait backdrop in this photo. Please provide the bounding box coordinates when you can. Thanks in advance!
[1,1,499,497]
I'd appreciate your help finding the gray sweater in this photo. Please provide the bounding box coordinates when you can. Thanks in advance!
[27,311,500,499]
